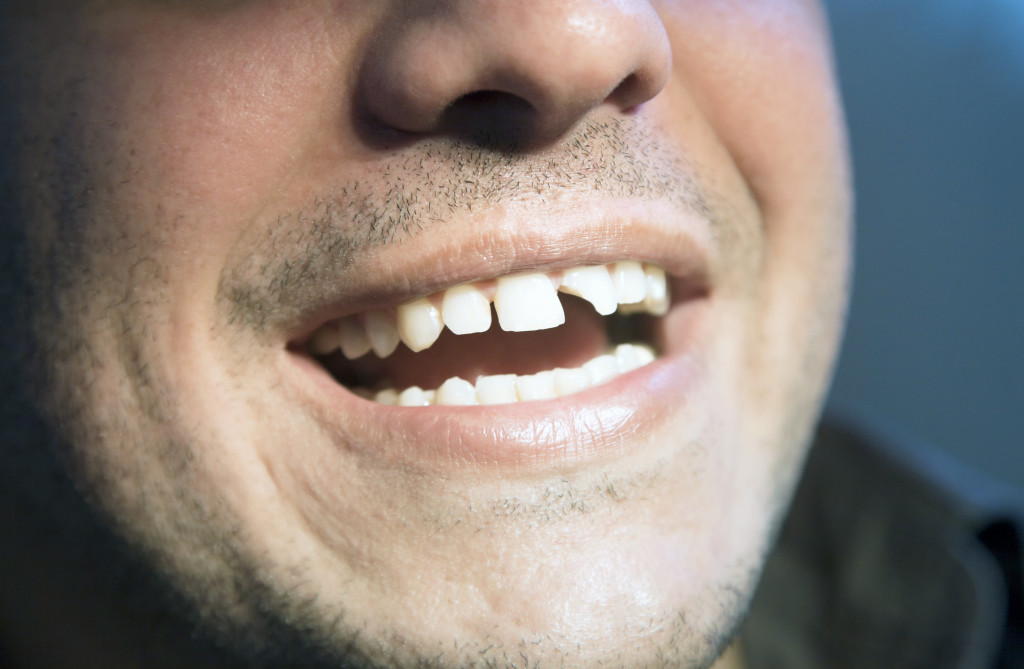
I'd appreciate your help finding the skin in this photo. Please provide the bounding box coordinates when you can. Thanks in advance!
[0,1,850,667]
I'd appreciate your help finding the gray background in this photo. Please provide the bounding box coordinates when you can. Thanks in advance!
[824,0,1024,486]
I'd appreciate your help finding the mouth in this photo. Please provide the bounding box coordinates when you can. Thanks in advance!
[296,260,676,406]
[274,204,716,466]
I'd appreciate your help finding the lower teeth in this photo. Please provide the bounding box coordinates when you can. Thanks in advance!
[357,343,656,407]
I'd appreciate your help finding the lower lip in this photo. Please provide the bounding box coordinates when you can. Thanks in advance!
[283,341,705,469]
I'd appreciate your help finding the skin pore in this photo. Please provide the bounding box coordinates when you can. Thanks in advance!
[0,1,850,667]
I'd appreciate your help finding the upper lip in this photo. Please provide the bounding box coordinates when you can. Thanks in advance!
[282,198,715,347]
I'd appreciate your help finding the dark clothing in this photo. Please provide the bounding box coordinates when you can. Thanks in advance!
[743,415,1024,668]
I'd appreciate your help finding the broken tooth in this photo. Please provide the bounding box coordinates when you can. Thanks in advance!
[515,371,557,402]
[338,316,372,359]
[611,261,647,304]
[494,273,565,332]
[441,284,492,335]
[374,388,399,405]
[643,264,670,316]
[559,265,617,316]
[364,310,400,358]
[397,297,444,352]
[436,376,478,406]
[476,374,518,405]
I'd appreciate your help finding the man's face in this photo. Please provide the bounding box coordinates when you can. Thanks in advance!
[3,0,850,666]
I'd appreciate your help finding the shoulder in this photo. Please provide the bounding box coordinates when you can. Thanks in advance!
[741,413,1024,669]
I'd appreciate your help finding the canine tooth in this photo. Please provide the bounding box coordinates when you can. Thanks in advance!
[611,261,646,304]
[398,386,431,406]
[614,343,642,373]
[515,371,557,401]
[494,273,565,332]
[583,354,620,385]
[559,265,617,316]
[643,265,669,316]
[553,367,591,397]
[441,284,492,335]
[436,376,478,406]
[365,310,400,358]
[338,317,372,359]
[397,297,444,352]
[308,323,340,355]
[476,374,518,405]
[374,388,399,405]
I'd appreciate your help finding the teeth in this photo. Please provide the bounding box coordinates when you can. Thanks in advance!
[308,322,340,355]
[553,367,590,396]
[515,371,556,402]
[365,310,401,358]
[583,354,620,385]
[398,386,431,406]
[559,265,617,315]
[494,273,565,332]
[475,374,518,405]
[441,284,492,335]
[359,343,657,407]
[436,376,478,406]
[643,265,669,316]
[611,261,647,304]
[306,261,671,360]
[397,297,444,352]
[338,317,372,359]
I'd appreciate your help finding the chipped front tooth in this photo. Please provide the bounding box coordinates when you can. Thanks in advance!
[515,371,556,402]
[559,265,617,316]
[441,284,492,335]
[398,386,431,406]
[494,273,565,332]
[436,376,478,406]
[365,310,400,358]
[583,354,620,385]
[643,264,669,316]
[374,388,399,405]
[397,297,444,352]
[338,317,372,359]
[308,323,340,355]
[611,261,646,304]
[553,367,591,397]
[476,374,518,405]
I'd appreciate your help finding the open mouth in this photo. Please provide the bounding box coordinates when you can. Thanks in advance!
[298,260,675,407]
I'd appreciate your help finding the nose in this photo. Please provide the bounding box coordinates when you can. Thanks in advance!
[358,0,672,146]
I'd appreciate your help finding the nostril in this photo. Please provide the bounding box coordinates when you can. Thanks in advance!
[439,90,539,151]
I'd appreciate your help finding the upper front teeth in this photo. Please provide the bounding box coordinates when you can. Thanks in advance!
[307,261,670,358]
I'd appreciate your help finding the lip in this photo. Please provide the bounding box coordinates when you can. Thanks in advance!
[276,197,715,469]
[279,197,714,345]
[283,322,706,468]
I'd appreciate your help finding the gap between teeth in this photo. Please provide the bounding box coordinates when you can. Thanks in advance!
[359,343,657,406]
[308,261,669,359]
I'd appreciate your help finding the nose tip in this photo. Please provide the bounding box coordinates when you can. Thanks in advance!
[358,1,672,145]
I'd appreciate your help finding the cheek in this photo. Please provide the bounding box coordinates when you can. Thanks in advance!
[68,5,357,264]
[658,0,847,220]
